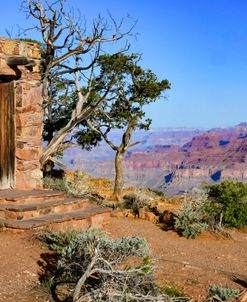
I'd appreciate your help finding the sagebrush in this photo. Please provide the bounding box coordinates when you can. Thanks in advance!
[39,229,190,302]
[43,170,91,196]
[207,284,240,301]
[174,190,208,238]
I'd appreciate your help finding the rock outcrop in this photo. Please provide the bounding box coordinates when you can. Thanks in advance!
[125,124,247,194]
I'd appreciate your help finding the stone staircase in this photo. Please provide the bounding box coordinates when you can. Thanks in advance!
[0,190,111,231]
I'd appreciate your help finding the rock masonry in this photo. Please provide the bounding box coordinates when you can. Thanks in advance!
[0,38,43,189]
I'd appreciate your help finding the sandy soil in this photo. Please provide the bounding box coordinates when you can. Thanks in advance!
[0,231,51,302]
[103,217,247,301]
[0,218,246,301]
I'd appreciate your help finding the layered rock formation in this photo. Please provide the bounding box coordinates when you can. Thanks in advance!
[125,124,247,194]
[63,124,247,195]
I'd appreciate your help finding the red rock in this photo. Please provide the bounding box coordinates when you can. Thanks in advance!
[0,38,43,190]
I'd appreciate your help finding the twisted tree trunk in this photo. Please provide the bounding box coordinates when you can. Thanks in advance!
[112,150,125,201]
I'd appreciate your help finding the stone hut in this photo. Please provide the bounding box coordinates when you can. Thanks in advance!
[0,38,43,190]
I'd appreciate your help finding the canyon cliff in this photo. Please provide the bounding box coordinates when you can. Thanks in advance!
[63,124,247,195]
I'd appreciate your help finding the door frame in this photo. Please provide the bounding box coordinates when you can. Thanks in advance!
[0,81,16,189]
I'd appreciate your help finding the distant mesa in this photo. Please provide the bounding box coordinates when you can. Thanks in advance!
[62,123,247,195]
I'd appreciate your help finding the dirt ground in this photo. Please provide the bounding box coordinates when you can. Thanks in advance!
[0,231,51,302]
[104,218,247,301]
[0,218,246,301]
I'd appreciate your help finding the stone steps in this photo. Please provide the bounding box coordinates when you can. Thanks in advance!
[0,207,111,231]
[0,190,66,204]
[0,190,111,231]
[0,197,95,220]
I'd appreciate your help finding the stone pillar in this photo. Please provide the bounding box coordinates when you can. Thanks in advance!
[0,38,43,189]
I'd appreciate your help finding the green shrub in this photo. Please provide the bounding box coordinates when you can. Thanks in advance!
[174,209,208,239]
[148,188,165,197]
[40,229,184,301]
[17,38,42,45]
[162,286,184,297]
[174,190,209,238]
[208,284,240,301]
[43,171,91,196]
[66,170,91,196]
[39,229,192,301]
[42,228,150,260]
[43,177,69,192]
[205,180,247,228]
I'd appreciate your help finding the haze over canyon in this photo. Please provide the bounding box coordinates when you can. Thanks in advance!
[63,123,247,195]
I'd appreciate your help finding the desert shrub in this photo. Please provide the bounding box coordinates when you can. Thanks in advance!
[43,176,69,192]
[17,38,42,45]
[39,229,188,302]
[174,190,209,238]
[162,286,184,298]
[123,192,152,216]
[66,170,91,196]
[207,284,240,301]
[205,180,247,228]
[148,188,165,197]
[43,170,91,197]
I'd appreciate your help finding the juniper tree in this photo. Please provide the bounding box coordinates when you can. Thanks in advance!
[76,53,170,200]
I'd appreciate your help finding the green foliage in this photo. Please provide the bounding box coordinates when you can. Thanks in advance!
[43,91,76,143]
[174,210,208,239]
[43,176,69,192]
[208,284,240,301]
[40,229,153,300]
[148,188,165,197]
[39,229,79,252]
[162,286,184,298]
[17,38,42,45]
[39,229,191,301]
[174,192,209,239]
[75,53,171,154]
[43,171,91,196]
[205,180,247,228]
[40,228,150,264]
[95,53,170,129]
[73,128,102,150]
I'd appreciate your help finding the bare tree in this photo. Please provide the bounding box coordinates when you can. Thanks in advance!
[21,0,135,166]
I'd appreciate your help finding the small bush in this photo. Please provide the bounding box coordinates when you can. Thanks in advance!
[205,180,247,228]
[148,188,165,197]
[39,229,187,301]
[66,170,91,196]
[163,286,184,297]
[174,210,208,239]
[43,177,69,192]
[123,192,152,216]
[208,284,240,301]
[43,170,91,196]
[174,190,209,238]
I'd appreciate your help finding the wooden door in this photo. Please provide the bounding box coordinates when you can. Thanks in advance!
[0,82,15,189]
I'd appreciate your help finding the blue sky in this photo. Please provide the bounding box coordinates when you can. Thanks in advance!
[1,0,247,129]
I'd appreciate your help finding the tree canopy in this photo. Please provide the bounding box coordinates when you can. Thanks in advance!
[74,53,170,199]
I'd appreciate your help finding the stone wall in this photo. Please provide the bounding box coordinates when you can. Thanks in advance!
[0,38,43,189]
